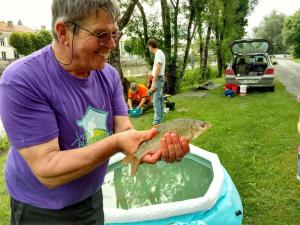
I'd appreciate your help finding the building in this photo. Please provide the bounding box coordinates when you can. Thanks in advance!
[0,20,34,61]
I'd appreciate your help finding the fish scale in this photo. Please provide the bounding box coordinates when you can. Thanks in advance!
[123,118,211,176]
[136,119,195,159]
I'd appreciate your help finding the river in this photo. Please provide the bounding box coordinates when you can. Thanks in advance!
[122,63,151,77]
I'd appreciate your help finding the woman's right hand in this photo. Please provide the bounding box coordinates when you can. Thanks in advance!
[116,128,157,156]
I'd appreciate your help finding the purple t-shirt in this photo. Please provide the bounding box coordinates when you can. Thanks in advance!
[0,45,128,209]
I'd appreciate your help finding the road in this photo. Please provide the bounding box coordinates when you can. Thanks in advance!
[275,58,300,96]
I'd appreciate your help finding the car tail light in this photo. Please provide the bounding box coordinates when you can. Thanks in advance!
[225,68,234,75]
[264,67,274,75]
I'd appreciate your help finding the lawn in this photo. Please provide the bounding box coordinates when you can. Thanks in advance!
[0,78,300,225]
[291,58,300,64]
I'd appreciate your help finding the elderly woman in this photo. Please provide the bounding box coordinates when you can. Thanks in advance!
[0,0,190,224]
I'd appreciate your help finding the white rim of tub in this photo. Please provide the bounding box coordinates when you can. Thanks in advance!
[104,144,224,223]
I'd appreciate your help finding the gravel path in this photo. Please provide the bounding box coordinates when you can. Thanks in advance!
[275,58,300,96]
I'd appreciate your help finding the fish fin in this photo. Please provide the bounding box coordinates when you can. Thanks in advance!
[131,158,141,176]
[122,154,141,176]
[122,154,135,164]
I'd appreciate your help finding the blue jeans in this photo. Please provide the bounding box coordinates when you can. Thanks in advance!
[153,76,164,125]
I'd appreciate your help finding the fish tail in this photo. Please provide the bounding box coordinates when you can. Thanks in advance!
[122,154,135,164]
[122,154,141,176]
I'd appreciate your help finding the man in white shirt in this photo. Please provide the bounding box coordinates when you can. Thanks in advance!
[147,38,166,125]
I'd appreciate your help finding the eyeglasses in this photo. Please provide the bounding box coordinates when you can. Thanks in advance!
[69,22,123,45]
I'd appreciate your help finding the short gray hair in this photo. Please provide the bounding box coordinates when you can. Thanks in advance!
[51,0,120,40]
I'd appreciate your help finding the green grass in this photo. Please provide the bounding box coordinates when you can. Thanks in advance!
[0,78,300,224]
[292,58,300,64]
[0,136,9,225]
[129,78,300,225]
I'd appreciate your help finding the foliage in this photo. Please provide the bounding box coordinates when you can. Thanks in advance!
[181,67,201,86]
[0,150,9,225]
[221,0,253,61]
[0,135,9,225]
[206,0,256,78]
[253,10,287,54]
[283,10,300,57]
[124,37,144,57]
[0,135,9,153]
[291,58,300,64]
[121,0,255,91]
[9,30,53,56]
[33,30,53,50]
[181,66,218,88]
[9,32,34,55]
[124,3,164,60]
[124,0,203,80]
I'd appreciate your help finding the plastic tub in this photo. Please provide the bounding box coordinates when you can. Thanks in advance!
[103,144,243,225]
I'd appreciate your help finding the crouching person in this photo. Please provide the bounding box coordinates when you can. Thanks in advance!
[127,82,152,113]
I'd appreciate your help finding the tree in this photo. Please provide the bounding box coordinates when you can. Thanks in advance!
[211,0,256,78]
[124,37,144,56]
[117,0,256,92]
[9,30,53,56]
[109,0,139,77]
[161,0,172,62]
[178,0,198,82]
[253,10,287,54]
[33,30,53,50]
[124,0,207,93]
[109,0,139,96]
[283,10,300,57]
[9,32,35,56]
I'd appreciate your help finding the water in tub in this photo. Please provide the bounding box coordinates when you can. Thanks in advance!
[102,155,213,209]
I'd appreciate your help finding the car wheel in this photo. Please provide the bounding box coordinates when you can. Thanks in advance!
[269,85,275,92]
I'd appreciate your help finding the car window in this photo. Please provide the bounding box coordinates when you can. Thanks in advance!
[231,39,269,54]
[248,57,255,64]
[255,56,267,64]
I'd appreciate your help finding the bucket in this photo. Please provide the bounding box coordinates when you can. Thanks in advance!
[240,85,247,94]
[166,101,175,110]
[128,108,141,117]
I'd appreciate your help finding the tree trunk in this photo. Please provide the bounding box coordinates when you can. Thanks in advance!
[170,0,180,63]
[215,0,228,78]
[136,1,152,67]
[161,0,172,62]
[109,0,138,96]
[178,0,196,84]
[199,22,204,68]
[199,38,204,69]
[201,22,212,82]
[215,38,223,78]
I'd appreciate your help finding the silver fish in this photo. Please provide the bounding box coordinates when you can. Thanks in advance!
[122,119,211,176]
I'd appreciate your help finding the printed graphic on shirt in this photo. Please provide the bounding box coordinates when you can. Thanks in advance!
[76,106,110,146]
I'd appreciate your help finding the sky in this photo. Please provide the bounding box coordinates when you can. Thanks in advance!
[0,0,300,33]
[246,0,300,35]
[0,0,52,30]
